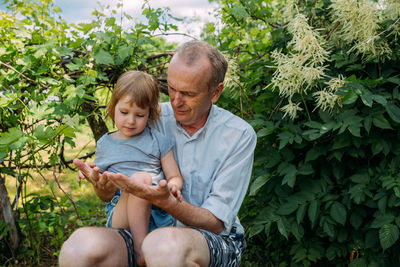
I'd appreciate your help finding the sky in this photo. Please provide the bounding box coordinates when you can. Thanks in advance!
[52,0,220,44]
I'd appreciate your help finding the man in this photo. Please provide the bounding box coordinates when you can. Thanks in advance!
[59,40,257,267]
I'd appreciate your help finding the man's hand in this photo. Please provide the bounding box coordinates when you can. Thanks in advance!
[73,159,117,201]
[104,171,176,208]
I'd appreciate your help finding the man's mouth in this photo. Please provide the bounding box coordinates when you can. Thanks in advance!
[175,109,188,115]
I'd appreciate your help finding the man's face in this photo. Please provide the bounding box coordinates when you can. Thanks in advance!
[167,56,222,129]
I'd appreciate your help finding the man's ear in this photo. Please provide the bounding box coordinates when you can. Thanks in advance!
[211,82,224,103]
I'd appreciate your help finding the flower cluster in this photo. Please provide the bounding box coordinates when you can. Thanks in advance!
[330,0,391,58]
[383,0,400,20]
[271,13,329,119]
[313,75,346,113]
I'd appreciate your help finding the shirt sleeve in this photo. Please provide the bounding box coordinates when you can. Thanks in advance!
[201,127,257,234]
[93,134,108,173]
[153,129,175,158]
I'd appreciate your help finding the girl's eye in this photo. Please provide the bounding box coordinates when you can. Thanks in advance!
[120,111,128,115]
[137,114,144,118]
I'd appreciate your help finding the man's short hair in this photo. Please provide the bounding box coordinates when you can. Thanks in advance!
[174,40,228,92]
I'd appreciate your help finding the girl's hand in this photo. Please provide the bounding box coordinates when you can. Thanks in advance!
[169,184,182,202]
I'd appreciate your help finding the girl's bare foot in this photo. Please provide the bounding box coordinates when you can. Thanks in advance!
[136,251,145,266]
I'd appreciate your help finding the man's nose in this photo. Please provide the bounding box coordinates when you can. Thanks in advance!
[172,92,183,106]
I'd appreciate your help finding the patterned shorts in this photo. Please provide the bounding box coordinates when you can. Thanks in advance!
[115,228,137,267]
[195,227,246,267]
[115,227,246,267]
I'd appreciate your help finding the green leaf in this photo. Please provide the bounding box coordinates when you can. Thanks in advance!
[360,90,373,107]
[350,173,370,184]
[249,175,271,196]
[0,127,24,146]
[256,127,273,138]
[323,221,335,237]
[387,76,400,85]
[278,131,294,150]
[364,117,372,134]
[93,49,114,65]
[330,202,347,225]
[296,203,307,224]
[248,224,264,238]
[348,125,361,137]
[277,202,299,215]
[297,163,313,175]
[372,95,387,105]
[0,151,8,163]
[372,139,390,156]
[280,164,297,188]
[277,218,288,239]
[332,135,351,150]
[105,17,116,27]
[386,102,400,123]
[308,200,319,227]
[341,90,358,105]
[117,45,133,62]
[305,146,325,162]
[229,5,247,20]
[291,221,304,241]
[372,116,392,129]
[348,184,366,204]
[370,214,394,228]
[379,224,399,250]
[33,124,56,141]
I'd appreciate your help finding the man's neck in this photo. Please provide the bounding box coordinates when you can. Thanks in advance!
[181,108,211,136]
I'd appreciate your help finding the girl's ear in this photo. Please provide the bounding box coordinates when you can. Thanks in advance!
[211,82,224,103]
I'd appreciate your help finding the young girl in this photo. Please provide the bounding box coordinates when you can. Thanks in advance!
[76,70,182,266]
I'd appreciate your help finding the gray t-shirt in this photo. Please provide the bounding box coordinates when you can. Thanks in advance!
[94,127,174,185]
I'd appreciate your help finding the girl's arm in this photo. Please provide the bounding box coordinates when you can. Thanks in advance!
[160,150,183,200]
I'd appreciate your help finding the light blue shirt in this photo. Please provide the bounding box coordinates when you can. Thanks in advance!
[150,102,257,235]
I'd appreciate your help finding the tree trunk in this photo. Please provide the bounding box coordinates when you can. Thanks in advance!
[0,174,19,251]
[81,100,109,142]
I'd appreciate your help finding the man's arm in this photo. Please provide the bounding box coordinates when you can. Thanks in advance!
[105,172,224,233]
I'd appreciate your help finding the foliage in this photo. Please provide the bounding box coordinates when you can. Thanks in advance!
[204,0,400,266]
[0,0,177,264]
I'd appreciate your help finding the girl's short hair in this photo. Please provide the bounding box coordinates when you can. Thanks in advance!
[106,71,160,121]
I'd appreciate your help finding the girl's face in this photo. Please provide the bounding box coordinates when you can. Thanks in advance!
[113,94,149,139]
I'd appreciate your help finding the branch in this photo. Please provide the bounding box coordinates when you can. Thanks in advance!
[152,32,198,40]
[0,60,36,83]
[2,151,95,170]
[52,166,81,220]
[325,21,340,41]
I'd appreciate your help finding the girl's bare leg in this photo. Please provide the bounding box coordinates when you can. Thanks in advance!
[112,172,152,266]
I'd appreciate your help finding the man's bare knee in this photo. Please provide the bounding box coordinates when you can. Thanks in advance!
[142,228,184,266]
[59,227,107,267]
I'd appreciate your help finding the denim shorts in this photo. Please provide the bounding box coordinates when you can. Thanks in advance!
[105,190,175,231]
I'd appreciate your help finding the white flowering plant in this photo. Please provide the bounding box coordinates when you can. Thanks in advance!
[209,0,400,265]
